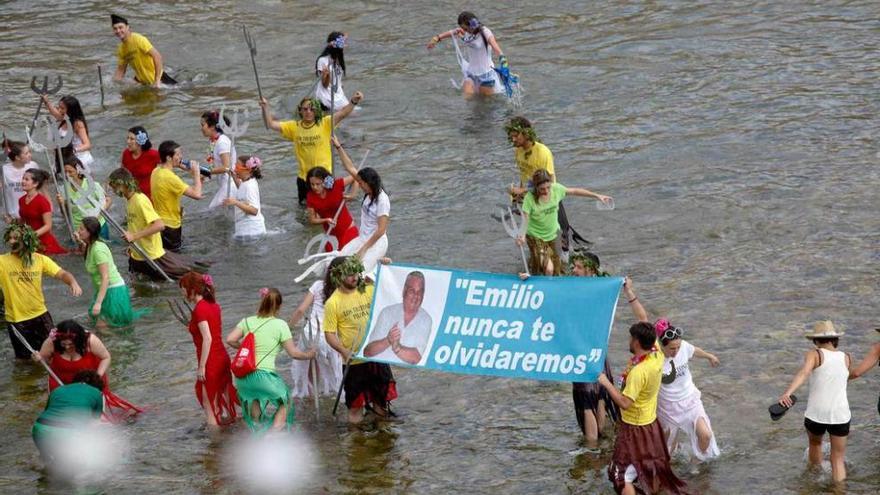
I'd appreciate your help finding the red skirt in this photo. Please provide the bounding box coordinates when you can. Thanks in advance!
[194,353,239,425]
[343,362,397,410]
[608,420,688,494]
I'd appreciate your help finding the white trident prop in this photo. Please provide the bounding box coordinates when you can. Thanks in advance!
[27,116,77,245]
[218,105,249,218]
[495,205,530,276]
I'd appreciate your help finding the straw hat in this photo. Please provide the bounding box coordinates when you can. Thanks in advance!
[804,320,845,339]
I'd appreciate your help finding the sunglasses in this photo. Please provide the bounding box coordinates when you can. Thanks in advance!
[661,327,683,342]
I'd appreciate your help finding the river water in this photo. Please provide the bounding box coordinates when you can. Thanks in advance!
[1,1,878,493]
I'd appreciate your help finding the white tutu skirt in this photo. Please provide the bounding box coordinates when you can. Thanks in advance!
[290,322,344,398]
[338,234,388,275]
[657,389,720,461]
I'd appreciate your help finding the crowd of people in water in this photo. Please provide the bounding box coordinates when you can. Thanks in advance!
[1,11,878,494]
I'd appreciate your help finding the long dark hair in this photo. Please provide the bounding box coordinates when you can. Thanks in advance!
[80,217,103,260]
[60,95,89,135]
[322,256,347,302]
[457,11,489,48]
[315,31,346,76]
[357,167,384,206]
[201,110,229,135]
[5,140,27,162]
[128,125,152,151]
[53,319,89,356]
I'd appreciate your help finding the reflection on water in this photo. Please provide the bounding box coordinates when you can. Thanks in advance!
[1,0,879,493]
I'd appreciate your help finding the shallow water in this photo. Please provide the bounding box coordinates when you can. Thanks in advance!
[1,1,879,493]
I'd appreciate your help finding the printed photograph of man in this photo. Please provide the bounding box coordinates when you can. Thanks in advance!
[364,271,434,365]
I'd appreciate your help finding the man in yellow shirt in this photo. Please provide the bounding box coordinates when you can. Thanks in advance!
[150,141,203,252]
[505,116,586,261]
[260,91,363,205]
[108,168,199,281]
[323,256,396,424]
[111,14,176,87]
[0,224,81,359]
[598,322,688,495]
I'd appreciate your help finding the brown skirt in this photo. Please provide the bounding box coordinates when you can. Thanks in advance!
[129,250,208,282]
[608,420,688,494]
[526,234,562,275]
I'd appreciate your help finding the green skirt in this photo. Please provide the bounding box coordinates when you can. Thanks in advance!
[89,284,148,328]
[234,369,294,433]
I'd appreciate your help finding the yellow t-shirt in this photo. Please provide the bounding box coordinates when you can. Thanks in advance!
[126,192,165,261]
[117,32,158,85]
[620,348,663,426]
[279,117,333,180]
[515,142,555,185]
[150,167,188,228]
[0,253,61,322]
[323,284,375,364]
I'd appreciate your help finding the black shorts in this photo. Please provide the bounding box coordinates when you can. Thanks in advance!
[804,417,850,437]
[296,178,308,206]
[343,362,396,410]
[7,312,54,359]
[161,226,183,252]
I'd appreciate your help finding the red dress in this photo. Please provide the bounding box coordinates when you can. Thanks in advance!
[48,347,142,421]
[188,299,238,425]
[18,193,67,255]
[305,178,359,251]
[121,148,160,199]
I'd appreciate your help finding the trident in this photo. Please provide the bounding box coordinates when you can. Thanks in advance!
[28,76,63,138]
[242,26,267,129]
[496,205,530,276]
[218,105,248,218]
[27,117,77,246]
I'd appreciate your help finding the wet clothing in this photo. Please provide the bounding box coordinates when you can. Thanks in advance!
[32,383,103,462]
[206,134,237,210]
[47,346,141,421]
[188,299,238,425]
[608,420,688,495]
[232,179,266,237]
[117,32,162,85]
[279,117,333,181]
[290,280,343,398]
[85,241,143,327]
[7,312,54,360]
[573,359,620,435]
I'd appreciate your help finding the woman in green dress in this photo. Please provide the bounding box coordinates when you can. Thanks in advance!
[77,216,144,328]
[225,288,315,432]
[32,370,104,464]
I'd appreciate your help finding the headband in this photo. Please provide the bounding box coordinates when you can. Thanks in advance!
[330,256,367,293]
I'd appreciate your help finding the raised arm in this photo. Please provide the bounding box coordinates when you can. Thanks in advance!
[427,28,464,49]
[622,277,649,322]
[332,136,358,178]
[288,292,315,328]
[40,95,64,121]
[258,97,283,132]
[182,161,203,200]
[332,91,363,127]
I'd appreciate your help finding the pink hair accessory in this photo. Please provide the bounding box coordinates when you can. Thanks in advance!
[203,274,213,287]
[245,156,262,169]
[48,328,58,341]
[654,318,670,337]
[259,287,269,297]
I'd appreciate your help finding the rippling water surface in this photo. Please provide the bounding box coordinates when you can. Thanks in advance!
[1,1,878,493]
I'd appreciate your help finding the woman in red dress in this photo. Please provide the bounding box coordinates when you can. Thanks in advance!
[33,319,141,421]
[305,167,359,251]
[16,169,67,255]
[179,272,238,427]
[120,126,160,199]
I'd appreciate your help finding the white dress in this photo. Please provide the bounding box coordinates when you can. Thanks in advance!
[290,280,344,398]
[339,190,390,274]
[231,179,266,237]
[207,134,238,210]
[59,127,94,173]
[315,55,349,109]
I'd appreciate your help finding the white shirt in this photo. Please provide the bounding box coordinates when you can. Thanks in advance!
[659,340,698,403]
[805,349,851,424]
[358,191,390,239]
[367,303,433,364]
[232,179,265,237]
[315,55,349,109]
[208,134,238,210]
[2,161,40,218]
[460,26,495,76]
